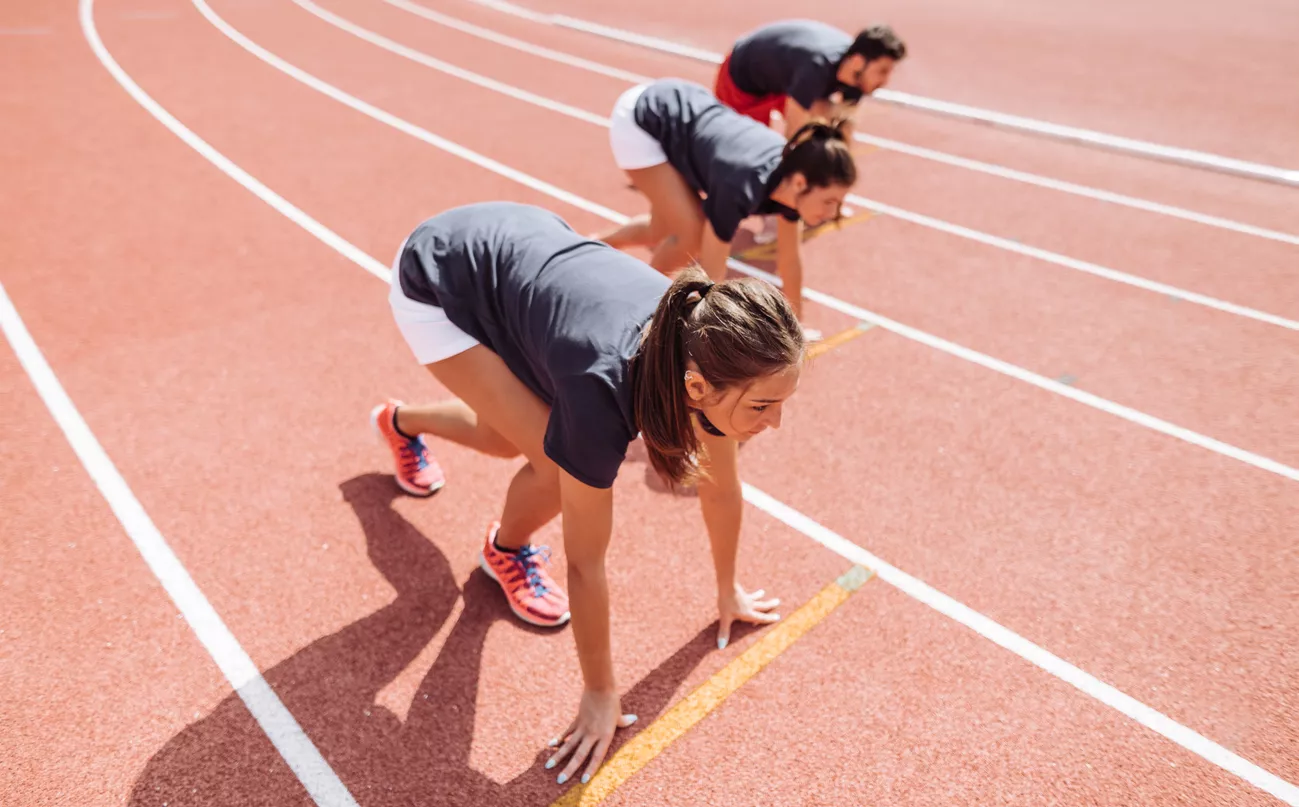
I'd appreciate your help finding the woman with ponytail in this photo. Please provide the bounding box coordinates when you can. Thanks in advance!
[599,77,858,333]
[371,201,805,786]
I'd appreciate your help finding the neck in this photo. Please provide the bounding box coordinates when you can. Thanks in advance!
[768,182,799,209]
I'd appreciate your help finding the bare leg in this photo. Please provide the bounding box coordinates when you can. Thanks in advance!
[595,212,654,251]
[395,400,519,459]
[616,163,706,276]
[495,462,560,550]
[648,233,697,275]
[422,346,562,550]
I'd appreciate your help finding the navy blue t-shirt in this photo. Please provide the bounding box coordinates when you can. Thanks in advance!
[632,79,799,242]
[727,20,863,110]
[396,202,671,489]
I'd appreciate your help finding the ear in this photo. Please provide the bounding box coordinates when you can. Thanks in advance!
[684,370,712,404]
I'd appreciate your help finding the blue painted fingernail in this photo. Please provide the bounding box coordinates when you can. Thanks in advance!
[557,773,569,785]
[545,760,555,770]
[717,637,728,650]
[581,774,590,784]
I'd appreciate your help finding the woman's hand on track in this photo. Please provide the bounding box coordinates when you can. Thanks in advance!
[545,689,638,786]
[717,584,781,649]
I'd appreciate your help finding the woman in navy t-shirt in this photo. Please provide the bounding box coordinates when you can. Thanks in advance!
[599,78,857,329]
[371,202,805,786]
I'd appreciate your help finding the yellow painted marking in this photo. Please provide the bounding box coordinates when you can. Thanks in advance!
[735,210,877,261]
[548,565,874,807]
[808,322,876,359]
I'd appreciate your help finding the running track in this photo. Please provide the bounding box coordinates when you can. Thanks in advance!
[2,0,1296,804]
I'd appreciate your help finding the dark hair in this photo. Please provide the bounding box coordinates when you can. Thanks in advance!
[777,118,857,190]
[632,267,805,486]
[847,24,907,62]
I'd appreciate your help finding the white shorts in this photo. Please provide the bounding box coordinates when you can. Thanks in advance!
[609,84,668,171]
[388,239,480,365]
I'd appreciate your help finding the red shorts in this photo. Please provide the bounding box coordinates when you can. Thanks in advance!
[714,51,786,126]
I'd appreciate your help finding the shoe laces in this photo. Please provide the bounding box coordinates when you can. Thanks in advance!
[507,544,553,598]
[397,434,429,471]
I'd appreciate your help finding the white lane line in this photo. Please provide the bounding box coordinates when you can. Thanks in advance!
[83,0,389,282]
[725,255,1299,486]
[842,195,1299,331]
[383,0,649,83]
[296,0,1299,332]
[1,286,359,807]
[197,0,1299,484]
[457,0,1299,188]
[741,486,1299,807]
[382,0,1299,246]
[88,3,1299,798]
[78,3,365,805]
[849,133,1299,247]
[296,0,609,125]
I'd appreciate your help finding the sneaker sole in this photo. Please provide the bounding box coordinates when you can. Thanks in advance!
[369,404,445,498]
[478,551,571,628]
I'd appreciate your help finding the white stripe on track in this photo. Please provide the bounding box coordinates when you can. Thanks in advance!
[209,0,1299,484]
[381,0,1299,244]
[1,282,359,807]
[313,0,1299,330]
[76,2,367,804]
[82,0,1299,801]
[456,0,1299,187]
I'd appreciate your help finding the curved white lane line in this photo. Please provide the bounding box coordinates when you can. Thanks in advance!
[300,0,1299,331]
[192,0,1299,484]
[79,0,1299,797]
[78,0,1299,795]
[79,2,366,803]
[457,0,1299,187]
[379,0,1299,245]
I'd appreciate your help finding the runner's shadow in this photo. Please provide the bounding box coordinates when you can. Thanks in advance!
[128,473,719,806]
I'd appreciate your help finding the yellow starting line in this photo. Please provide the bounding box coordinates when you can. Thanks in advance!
[808,322,877,359]
[549,565,875,807]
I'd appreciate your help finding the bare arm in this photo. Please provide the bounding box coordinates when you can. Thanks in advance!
[774,216,804,319]
[546,472,636,784]
[695,420,742,592]
[694,420,782,648]
[697,219,732,282]
[561,471,616,692]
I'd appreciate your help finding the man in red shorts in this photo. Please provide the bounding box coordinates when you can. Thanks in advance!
[715,21,907,136]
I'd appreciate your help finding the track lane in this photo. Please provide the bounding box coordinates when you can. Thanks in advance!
[474,0,1299,167]
[414,0,1299,232]
[314,0,1299,316]
[83,0,1299,795]
[199,0,1299,470]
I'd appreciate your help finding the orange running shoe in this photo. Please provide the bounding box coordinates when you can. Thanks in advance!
[370,399,446,497]
[479,522,571,627]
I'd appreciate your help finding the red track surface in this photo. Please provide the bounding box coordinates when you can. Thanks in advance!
[2,0,1295,804]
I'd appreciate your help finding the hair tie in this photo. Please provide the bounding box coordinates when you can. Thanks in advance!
[686,282,715,306]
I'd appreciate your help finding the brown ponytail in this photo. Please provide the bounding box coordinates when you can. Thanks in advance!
[777,118,857,190]
[632,267,805,486]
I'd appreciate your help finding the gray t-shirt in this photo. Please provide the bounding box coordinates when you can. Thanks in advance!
[632,79,800,242]
[728,20,863,111]
[396,202,671,489]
